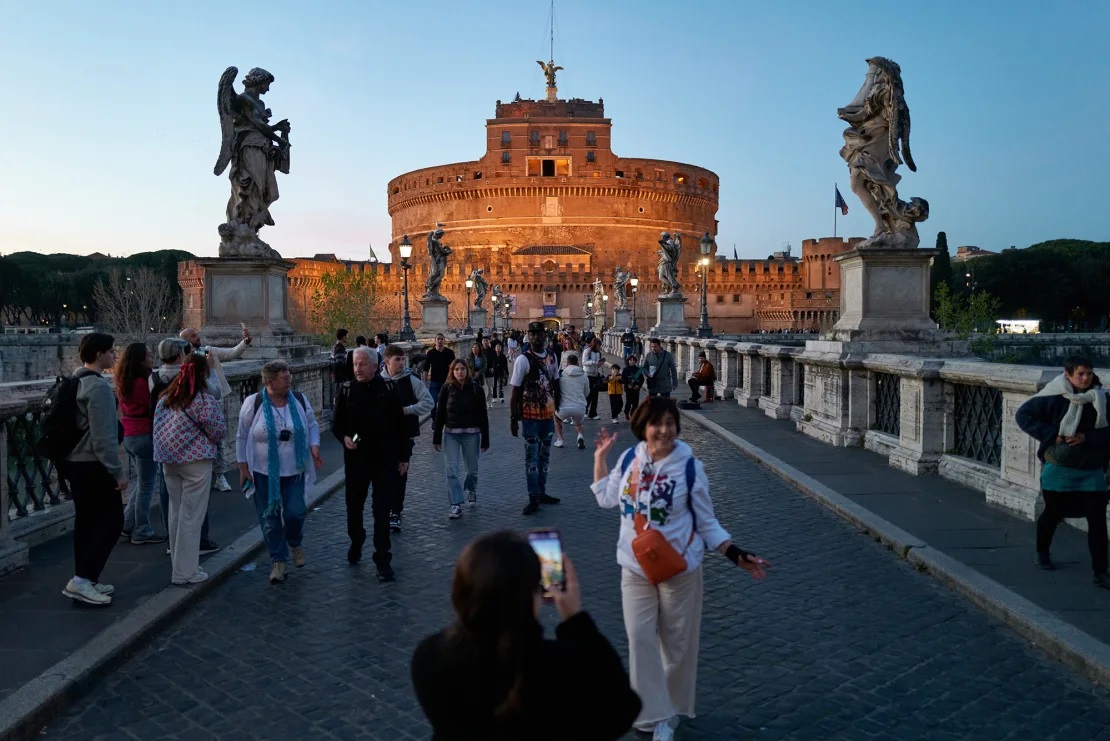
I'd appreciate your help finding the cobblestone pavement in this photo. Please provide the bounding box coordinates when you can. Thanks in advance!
[42,406,1110,740]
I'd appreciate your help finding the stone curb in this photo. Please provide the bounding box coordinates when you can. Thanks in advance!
[684,410,1110,690]
[0,469,347,741]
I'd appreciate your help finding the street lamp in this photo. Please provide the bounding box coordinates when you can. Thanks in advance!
[602,294,609,332]
[465,278,474,334]
[492,294,500,331]
[630,275,639,331]
[697,232,714,337]
[503,294,511,330]
[398,235,416,341]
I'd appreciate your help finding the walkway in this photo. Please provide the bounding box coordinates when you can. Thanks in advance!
[25,401,1110,740]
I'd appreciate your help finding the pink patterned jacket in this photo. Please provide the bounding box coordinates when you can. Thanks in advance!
[153,393,227,464]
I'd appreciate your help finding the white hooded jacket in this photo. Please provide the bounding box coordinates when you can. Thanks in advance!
[558,364,590,411]
[591,439,731,579]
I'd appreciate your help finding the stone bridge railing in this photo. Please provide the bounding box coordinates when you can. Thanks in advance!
[604,331,1073,528]
[0,336,474,577]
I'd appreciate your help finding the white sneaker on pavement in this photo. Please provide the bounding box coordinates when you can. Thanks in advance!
[652,718,678,741]
[553,438,565,448]
[171,569,209,586]
[214,474,232,492]
[448,505,462,519]
[612,417,619,424]
[93,583,115,596]
[62,579,111,605]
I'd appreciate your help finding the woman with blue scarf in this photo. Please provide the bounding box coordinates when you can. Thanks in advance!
[236,361,324,585]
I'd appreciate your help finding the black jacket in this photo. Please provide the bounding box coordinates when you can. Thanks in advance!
[482,348,498,377]
[411,612,641,741]
[492,353,509,380]
[332,376,409,467]
[1016,390,1110,463]
[433,383,490,447]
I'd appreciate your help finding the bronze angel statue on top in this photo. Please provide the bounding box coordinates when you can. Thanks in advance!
[537,59,563,88]
[838,57,928,249]
[214,66,291,258]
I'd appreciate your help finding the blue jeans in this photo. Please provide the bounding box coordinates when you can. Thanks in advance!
[158,463,210,542]
[251,472,307,563]
[428,381,443,418]
[522,418,554,498]
[623,346,634,359]
[122,434,157,538]
[443,432,480,505]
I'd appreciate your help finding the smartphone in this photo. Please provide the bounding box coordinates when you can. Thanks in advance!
[351,433,361,444]
[527,528,566,599]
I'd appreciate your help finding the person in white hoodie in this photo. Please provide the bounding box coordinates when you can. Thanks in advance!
[554,352,591,449]
[591,396,770,741]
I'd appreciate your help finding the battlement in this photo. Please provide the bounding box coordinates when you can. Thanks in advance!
[493,97,605,121]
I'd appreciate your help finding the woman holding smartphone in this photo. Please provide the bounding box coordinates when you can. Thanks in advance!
[432,359,490,519]
[410,530,641,740]
[592,396,769,741]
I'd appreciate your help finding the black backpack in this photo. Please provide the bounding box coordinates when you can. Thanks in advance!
[38,369,97,463]
[149,371,173,416]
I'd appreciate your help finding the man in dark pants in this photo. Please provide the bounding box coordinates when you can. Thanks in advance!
[332,347,408,582]
[423,333,455,420]
[381,344,434,532]
[510,322,562,516]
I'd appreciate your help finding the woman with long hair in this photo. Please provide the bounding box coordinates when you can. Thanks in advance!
[592,397,769,740]
[433,359,490,519]
[115,342,163,545]
[411,530,641,740]
[153,354,226,586]
[583,336,604,419]
[467,342,486,387]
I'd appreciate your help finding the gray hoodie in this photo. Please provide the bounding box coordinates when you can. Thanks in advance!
[557,364,590,410]
[643,350,678,394]
[67,370,124,479]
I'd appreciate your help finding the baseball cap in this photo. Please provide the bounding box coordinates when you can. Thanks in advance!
[527,321,545,334]
[157,338,188,362]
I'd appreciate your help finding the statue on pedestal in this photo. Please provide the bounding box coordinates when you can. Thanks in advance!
[657,232,682,297]
[536,59,563,88]
[424,223,452,300]
[838,57,929,249]
[612,265,630,309]
[582,295,593,322]
[592,279,605,317]
[491,284,505,307]
[470,268,488,308]
[214,66,289,259]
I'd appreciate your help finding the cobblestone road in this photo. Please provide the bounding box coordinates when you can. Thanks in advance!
[43,405,1110,740]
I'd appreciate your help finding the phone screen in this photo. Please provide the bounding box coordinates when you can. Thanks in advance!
[527,529,565,598]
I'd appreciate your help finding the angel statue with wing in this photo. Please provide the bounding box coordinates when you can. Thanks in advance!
[470,268,489,309]
[612,265,630,310]
[657,232,682,297]
[537,59,563,88]
[214,66,290,258]
[424,223,452,300]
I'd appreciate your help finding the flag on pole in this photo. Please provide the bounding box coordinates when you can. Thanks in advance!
[733,246,738,260]
[834,186,849,216]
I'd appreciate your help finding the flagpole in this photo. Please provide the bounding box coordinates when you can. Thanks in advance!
[834,183,838,238]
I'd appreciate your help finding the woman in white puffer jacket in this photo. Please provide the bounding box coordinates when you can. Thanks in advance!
[554,353,591,449]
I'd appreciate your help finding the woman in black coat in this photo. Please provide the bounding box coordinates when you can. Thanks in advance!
[1016,355,1110,586]
[433,360,490,518]
[411,530,641,740]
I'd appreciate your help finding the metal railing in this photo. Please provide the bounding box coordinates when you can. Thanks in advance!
[5,406,68,518]
[873,373,901,437]
[952,383,1003,467]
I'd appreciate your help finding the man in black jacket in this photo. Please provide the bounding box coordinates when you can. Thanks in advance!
[332,346,408,582]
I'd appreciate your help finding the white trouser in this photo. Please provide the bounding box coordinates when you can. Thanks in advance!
[621,565,703,728]
[163,460,213,582]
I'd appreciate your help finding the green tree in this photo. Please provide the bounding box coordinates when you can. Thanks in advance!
[929,231,952,313]
[933,282,1002,342]
[309,269,390,344]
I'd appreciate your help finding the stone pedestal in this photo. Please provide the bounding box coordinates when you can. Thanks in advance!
[651,296,690,336]
[470,307,488,332]
[613,308,631,331]
[420,297,450,336]
[195,258,295,341]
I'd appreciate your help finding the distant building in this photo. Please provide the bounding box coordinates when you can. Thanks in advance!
[953,245,998,262]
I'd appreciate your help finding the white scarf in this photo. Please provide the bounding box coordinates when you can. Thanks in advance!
[1033,373,1108,437]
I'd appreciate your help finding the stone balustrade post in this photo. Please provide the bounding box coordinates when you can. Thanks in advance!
[986,390,1048,519]
[734,343,763,407]
[759,348,800,419]
[715,342,739,399]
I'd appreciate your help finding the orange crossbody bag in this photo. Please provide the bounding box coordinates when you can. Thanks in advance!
[623,452,698,586]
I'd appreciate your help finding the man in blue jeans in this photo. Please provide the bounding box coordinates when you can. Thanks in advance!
[510,322,562,516]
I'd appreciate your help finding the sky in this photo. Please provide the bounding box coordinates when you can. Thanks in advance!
[1,0,1107,262]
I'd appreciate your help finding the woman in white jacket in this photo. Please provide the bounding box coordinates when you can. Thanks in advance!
[554,352,591,449]
[592,396,769,741]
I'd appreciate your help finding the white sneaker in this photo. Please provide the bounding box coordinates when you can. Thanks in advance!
[93,583,115,596]
[553,438,564,448]
[62,579,111,605]
[612,418,619,424]
[171,569,209,586]
[448,505,463,519]
[214,474,232,492]
[466,490,477,506]
[652,718,678,741]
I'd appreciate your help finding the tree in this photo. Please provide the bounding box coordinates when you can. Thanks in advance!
[929,231,952,305]
[308,269,390,343]
[92,267,182,343]
[933,282,1002,341]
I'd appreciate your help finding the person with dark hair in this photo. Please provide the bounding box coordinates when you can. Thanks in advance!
[423,333,456,420]
[332,328,350,384]
[410,530,641,740]
[687,351,716,403]
[621,355,644,421]
[1016,355,1110,587]
[237,360,323,585]
[491,341,509,404]
[374,332,390,366]
[592,396,769,740]
[115,342,164,545]
[510,322,563,516]
[153,355,227,586]
[433,359,490,518]
[61,333,128,606]
[582,337,604,419]
[643,338,677,398]
[382,343,434,532]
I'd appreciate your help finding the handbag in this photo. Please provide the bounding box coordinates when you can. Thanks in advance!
[626,456,696,586]
[1044,441,1106,470]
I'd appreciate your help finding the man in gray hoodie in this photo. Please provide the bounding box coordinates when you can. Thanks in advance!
[643,338,678,397]
[381,344,434,532]
[61,333,128,606]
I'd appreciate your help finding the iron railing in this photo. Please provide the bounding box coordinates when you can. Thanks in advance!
[5,408,68,518]
[237,376,260,403]
[953,383,1002,467]
[873,373,901,436]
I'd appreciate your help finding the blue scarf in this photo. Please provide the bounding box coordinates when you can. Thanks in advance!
[261,388,306,516]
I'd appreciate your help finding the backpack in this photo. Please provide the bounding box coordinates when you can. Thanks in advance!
[149,371,173,416]
[252,390,306,414]
[521,349,558,418]
[38,369,98,463]
[619,448,698,525]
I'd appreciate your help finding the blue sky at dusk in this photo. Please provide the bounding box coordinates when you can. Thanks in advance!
[1,0,1107,261]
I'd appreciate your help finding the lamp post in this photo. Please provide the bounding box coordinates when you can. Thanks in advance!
[602,294,609,332]
[630,275,639,331]
[398,235,416,341]
[697,232,714,338]
[465,278,473,334]
[503,294,511,331]
[492,295,500,331]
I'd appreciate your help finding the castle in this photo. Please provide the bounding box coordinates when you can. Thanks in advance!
[217,65,856,335]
